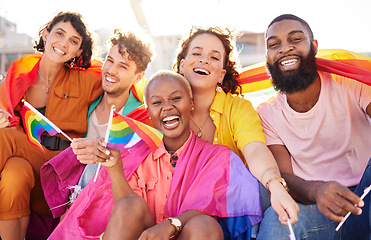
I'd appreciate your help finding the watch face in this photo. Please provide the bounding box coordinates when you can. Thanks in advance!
[172,218,182,227]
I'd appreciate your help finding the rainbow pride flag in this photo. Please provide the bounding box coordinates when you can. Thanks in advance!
[22,102,58,152]
[237,49,371,94]
[21,100,72,153]
[108,110,163,152]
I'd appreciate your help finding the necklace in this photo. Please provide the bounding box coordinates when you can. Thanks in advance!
[37,70,55,94]
[191,116,208,138]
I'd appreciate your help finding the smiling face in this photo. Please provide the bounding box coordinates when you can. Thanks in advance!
[101,45,143,96]
[145,75,194,150]
[42,21,83,64]
[179,33,226,92]
[265,19,319,93]
[265,19,317,74]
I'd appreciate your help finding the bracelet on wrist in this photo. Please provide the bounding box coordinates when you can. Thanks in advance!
[265,177,289,194]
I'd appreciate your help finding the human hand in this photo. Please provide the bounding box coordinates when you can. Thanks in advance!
[71,138,101,164]
[138,219,174,240]
[315,181,363,222]
[71,138,122,167]
[0,109,11,128]
[269,180,299,225]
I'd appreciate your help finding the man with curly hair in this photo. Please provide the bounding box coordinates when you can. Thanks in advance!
[74,29,154,187]
[40,29,154,220]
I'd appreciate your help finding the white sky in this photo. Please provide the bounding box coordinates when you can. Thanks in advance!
[1,0,371,53]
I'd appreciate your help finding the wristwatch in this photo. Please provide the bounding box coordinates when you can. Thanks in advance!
[166,217,182,238]
[266,177,289,194]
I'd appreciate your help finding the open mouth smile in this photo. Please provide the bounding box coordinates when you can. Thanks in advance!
[193,68,210,75]
[162,115,180,129]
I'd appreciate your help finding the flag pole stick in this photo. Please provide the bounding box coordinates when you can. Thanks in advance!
[93,105,115,182]
[335,184,371,231]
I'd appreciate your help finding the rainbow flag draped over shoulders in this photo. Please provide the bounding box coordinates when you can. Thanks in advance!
[108,110,162,152]
[0,54,104,127]
[237,49,371,94]
[22,103,58,153]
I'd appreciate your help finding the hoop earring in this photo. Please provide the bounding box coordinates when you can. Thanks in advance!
[70,57,76,68]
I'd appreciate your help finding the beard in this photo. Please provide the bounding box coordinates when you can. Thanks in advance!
[266,44,318,94]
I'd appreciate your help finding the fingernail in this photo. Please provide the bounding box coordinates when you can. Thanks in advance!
[358,209,362,215]
[105,150,110,155]
[110,156,114,161]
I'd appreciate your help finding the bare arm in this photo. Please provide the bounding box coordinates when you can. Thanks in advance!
[243,141,299,224]
[269,144,363,222]
[103,152,134,203]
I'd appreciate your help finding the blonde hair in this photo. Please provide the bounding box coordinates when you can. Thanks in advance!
[144,70,193,107]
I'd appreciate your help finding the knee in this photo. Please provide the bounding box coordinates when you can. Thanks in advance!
[1,157,34,191]
[181,214,223,240]
[0,158,34,214]
[257,206,288,239]
[111,194,152,224]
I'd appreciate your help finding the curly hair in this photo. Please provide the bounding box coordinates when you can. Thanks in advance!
[109,29,153,73]
[173,27,241,95]
[34,12,94,69]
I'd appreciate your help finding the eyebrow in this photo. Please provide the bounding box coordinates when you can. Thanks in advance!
[150,89,182,98]
[56,27,82,41]
[266,30,305,42]
[107,55,130,68]
[191,46,222,56]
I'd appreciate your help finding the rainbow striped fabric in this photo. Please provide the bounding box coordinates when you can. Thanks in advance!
[108,110,163,152]
[237,49,371,93]
[21,103,58,153]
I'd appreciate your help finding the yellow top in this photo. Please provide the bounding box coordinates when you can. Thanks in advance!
[210,91,266,166]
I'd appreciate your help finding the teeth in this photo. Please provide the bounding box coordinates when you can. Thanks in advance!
[106,76,117,83]
[54,47,65,55]
[281,59,297,66]
[163,116,179,122]
[194,68,210,75]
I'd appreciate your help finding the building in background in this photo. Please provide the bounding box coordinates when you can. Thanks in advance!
[0,16,34,82]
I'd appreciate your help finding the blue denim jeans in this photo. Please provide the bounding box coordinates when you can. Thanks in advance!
[256,159,371,240]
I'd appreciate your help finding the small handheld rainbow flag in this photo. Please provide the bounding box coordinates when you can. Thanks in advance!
[92,106,162,182]
[108,110,162,152]
[21,100,72,153]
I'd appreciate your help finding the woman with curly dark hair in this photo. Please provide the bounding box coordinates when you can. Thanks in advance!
[0,11,102,239]
[173,27,299,237]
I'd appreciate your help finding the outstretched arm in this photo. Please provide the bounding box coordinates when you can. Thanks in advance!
[269,144,363,222]
[102,149,134,203]
[243,141,299,224]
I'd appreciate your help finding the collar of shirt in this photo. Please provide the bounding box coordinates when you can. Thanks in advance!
[152,130,193,161]
[210,91,226,115]
[121,90,142,115]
